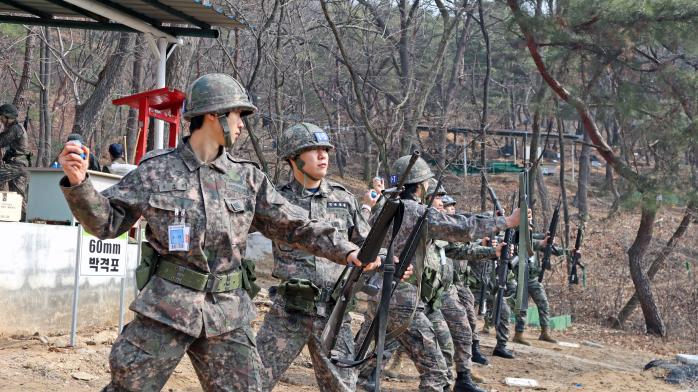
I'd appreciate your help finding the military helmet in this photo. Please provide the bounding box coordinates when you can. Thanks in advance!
[183,73,257,120]
[279,122,334,160]
[426,178,447,197]
[442,195,456,206]
[390,155,434,186]
[0,103,18,119]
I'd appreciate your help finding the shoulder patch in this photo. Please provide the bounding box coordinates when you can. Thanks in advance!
[226,152,261,169]
[139,148,176,163]
[327,180,349,193]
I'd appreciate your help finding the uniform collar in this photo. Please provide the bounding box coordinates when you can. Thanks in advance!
[179,137,229,173]
[287,177,332,197]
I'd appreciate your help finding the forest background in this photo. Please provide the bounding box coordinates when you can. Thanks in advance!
[0,0,696,347]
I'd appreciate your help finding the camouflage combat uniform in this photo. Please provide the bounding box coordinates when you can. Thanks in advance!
[514,238,563,333]
[256,178,369,392]
[469,256,516,349]
[363,197,508,392]
[61,140,362,392]
[446,242,497,355]
[0,114,29,212]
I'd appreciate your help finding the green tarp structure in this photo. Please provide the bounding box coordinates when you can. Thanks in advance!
[511,306,572,331]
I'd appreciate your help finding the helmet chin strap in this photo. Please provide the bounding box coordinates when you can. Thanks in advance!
[294,156,322,183]
[217,114,235,149]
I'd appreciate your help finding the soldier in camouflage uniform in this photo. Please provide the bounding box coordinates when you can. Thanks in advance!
[513,235,564,345]
[359,155,525,392]
[58,74,380,392]
[441,195,492,366]
[469,238,518,359]
[255,123,370,392]
[0,103,29,216]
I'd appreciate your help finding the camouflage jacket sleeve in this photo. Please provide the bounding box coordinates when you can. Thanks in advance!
[59,170,146,239]
[444,241,496,261]
[349,196,371,246]
[251,173,359,265]
[0,123,21,149]
[425,206,507,244]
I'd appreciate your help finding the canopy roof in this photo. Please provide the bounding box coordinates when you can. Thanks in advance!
[0,0,243,39]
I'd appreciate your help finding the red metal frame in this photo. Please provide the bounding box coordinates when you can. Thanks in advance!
[112,87,186,164]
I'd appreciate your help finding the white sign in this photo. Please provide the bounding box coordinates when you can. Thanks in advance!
[0,192,22,222]
[80,230,128,277]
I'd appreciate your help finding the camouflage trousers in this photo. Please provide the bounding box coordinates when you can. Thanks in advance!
[256,295,357,392]
[515,277,550,332]
[358,301,450,392]
[102,314,262,392]
[455,283,479,343]
[0,163,27,214]
[438,287,472,373]
[472,285,514,347]
[426,308,455,383]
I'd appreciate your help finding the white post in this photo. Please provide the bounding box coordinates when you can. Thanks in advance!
[154,37,167,150]
[70,225,83,347]
[513,139,517,164]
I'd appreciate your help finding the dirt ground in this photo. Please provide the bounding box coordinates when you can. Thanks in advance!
[0,296,689,392]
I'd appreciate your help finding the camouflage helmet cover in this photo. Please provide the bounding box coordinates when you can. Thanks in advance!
[0,103,18,119]
[279,122,334,160]
[442,195,456,206]
[183,73,257,120]
[426,178,447,197]
[390,155,434,186]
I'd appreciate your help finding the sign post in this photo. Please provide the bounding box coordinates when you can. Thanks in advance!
[70,227,129,346]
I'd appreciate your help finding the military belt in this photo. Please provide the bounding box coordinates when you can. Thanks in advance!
[156,259,242,293]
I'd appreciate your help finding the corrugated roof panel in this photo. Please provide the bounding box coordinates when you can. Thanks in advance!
[0,0,242,30]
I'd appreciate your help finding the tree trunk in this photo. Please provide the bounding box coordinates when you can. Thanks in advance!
[477,0,491,211]
[73,33,134,140]
[125,35,144,164]
[614,200,695,328]
[38,26,52,167]
[13,29,37,111]
[576,131,591,220]
[626,205,666,336]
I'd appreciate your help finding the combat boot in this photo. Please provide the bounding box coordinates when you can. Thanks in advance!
[453,370,487,392]
[471,340,489,365]
[539,326,558,343]
[492,344,515,359]
[513,331,531,346]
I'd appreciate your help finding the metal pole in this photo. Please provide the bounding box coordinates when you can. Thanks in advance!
[70,225,83,347]
[153,37,167,150]
[513,139,517,164]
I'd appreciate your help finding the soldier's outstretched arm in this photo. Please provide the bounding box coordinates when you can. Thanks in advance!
[425,206,509,244]
[251,173,362,267]
[444,241,496,261]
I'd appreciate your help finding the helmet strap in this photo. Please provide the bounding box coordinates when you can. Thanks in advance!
[294,156,322,182]
[217,113,235,149]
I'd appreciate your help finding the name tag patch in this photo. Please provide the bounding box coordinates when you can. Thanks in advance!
[314,132,330,142]
[327,202,349,209]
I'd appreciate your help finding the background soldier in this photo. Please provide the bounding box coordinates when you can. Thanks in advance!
[0,103,30,218]
[513,235,564,345]
[361,155,526,392]
[255,122,370,392]
[58,73,380,392]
